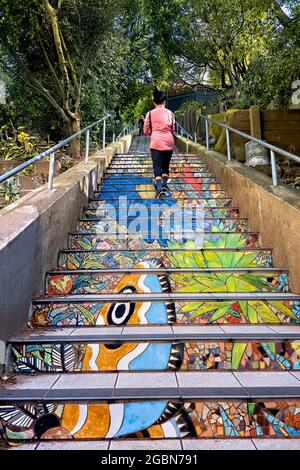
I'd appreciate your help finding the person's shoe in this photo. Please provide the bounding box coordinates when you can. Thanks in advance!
[155,190,166,199]
[162,183,171,191]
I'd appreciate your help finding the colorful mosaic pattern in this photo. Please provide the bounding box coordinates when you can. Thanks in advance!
[31,299,300,327]
[70,233,259,250]
[1,400,300,440]
[59,249,273,270]
[85,199,232,214]
[77,217,247,233]
[11,340,300,373]
[94,190,228,200]
[46,271,288,296]
[80,208,241,223]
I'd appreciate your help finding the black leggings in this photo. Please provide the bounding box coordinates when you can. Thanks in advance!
[151,149,173,178]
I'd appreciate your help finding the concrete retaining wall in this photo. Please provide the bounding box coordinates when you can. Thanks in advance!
[176,136,300,294]
[0,136,132,354]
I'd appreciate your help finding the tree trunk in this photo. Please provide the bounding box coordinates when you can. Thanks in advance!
[70,116,81,160]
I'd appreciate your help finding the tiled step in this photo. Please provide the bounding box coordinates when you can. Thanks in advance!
[31,293,300,327]
[106,170,214,176]
[58,248,273,270]
[98,183,223,191]
[1,372,300,440]
[77,217,249,232]
[45,268,288,296]
[83,208,241,221]
[8,325,300,373]
[93,190,228,200]
[84,201,233,219]
[102,176,217,185]
[110,155,202,159]
[108,166,208,171]
[69,232,258,249]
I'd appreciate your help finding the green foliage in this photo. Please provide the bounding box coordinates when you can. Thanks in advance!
[0,177,19,204]
[175,100,202,117]
[0,125,52,161]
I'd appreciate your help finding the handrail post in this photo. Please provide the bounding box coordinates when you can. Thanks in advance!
[226,128,231,161]
[103,118,106,150]
[85,129,90,164]
[270,150,279,186]
[113,132,115,143]
[205,118,209,150]
[194,132,197,144]
[48,152,55,191]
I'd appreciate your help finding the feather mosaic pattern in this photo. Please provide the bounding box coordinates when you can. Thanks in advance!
[1,400,300,440]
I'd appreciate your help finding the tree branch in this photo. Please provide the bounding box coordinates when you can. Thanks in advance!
[38,35,64,96]
[42,0,75,121]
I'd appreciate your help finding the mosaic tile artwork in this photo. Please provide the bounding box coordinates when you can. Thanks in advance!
[69,233,259,250]
[77,217,247,233]
[100,183,222,191]
[31,299,300,327]
[46,270,288,296]
[82,207,241,222]
[59,248,273,270]
[1,400,300,440]
[85,198,232,213]
[11,340,300,373]
[94,190,228,200]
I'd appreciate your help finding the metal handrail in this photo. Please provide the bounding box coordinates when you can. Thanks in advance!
[179,113,300,187]
[0,115,135,191]
[175,122,194,142]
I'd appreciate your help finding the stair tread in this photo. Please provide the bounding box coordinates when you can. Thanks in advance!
[34,292,300,302]
[9,324,300,343]
[47,268,286,274]
[1,371,300,401]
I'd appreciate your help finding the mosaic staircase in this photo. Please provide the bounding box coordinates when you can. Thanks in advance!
[1,135,300,448]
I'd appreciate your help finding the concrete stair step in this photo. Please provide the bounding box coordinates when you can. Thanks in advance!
[31,293,300,327]
[58,248,273,270]
[1,372,300,440]
[45,268,288,296]
[69,232,258,249]
[8,324,300,373]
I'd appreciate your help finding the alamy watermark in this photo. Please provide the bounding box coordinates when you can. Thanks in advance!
[93,195,206,244]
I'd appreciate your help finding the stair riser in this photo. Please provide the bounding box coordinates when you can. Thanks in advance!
[58,249,273,271]
[82,209,240,221]
[10,340,300,373]
[69,233,258,250]
[45,272,288,296]
[102,177,217,185]
[99,184,222,191]
[76,218,248,233]
[94,191,228,200]
[84,201,233,220]
[106,170,213,176]
[1,399,300,439]
[31,299,299,327]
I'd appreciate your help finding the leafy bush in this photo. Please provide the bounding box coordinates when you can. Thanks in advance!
[0,177,19,205]
[0,125,53,161]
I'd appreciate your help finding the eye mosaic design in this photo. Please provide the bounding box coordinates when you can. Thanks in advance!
[10,340,300,373]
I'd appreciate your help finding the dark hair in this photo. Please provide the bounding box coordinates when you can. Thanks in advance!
[153,89,167,105]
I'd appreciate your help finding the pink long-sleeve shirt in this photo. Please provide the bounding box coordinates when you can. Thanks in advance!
[144,106,175,151]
